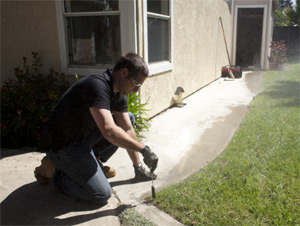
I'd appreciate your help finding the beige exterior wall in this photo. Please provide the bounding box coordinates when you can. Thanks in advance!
[138,0,232,117]
[1,0,61,86]
[1,0,232,118]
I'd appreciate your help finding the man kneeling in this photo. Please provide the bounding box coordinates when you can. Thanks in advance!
[35,52,158,205]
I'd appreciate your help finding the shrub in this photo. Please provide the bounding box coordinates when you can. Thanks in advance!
[268,40,288,69]
[1,52,70,148]
[127,92,151,140]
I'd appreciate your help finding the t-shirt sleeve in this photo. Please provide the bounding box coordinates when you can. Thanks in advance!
[113,95,128,112]
[87,77,111,110]
[84,75,128,112]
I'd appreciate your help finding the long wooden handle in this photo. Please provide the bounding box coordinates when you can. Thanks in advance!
[219,17,235,79]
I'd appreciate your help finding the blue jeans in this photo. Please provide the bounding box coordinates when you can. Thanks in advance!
[46,112,135,204]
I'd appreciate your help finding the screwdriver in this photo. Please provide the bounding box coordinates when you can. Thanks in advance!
[151,172,156,199]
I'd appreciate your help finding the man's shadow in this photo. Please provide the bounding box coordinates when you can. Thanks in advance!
[0,180,135,225]
[1,177,145,225]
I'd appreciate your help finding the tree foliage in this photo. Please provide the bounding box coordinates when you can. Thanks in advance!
[279,0,293,10]
[274,0,300,26]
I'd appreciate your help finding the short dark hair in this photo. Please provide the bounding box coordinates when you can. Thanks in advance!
[113,52,149,77]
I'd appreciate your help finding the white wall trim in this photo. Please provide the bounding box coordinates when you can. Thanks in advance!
[143,0,173,76]
[230,0,235,63]
[232,4,268,69]
[55,0,68,74]
[266,0,273,69]
[120,0,137,55]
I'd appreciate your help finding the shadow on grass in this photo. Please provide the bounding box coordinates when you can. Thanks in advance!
[261,80,300,108]
[1,182,119,225]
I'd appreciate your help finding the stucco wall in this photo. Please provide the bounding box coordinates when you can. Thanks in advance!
[1,0,61,86]
[139,0,232,117]
[1,0,232,119]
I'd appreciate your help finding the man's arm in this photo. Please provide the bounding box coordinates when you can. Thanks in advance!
[90,107,158,173]
[112,111,140,165]
[89,107,144,152]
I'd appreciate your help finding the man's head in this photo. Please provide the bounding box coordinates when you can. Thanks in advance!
[114,52,149,78]
[113,52,149,95]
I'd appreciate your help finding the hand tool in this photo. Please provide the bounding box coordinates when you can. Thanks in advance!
[151,172,156,199]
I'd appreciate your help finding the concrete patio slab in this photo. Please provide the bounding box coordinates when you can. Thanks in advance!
[0,71,263,225]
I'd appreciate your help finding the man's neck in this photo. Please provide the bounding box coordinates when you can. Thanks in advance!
[111,71,119,94]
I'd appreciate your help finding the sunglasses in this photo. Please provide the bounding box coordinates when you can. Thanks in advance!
[132,75,142,87]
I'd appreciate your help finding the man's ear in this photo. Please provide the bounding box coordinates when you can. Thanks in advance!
[120,68,129,78]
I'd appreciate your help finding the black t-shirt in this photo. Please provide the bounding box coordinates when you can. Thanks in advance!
[40,69,128,151]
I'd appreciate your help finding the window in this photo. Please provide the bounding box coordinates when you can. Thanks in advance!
[144,0,173,75]
[56,0,136,75]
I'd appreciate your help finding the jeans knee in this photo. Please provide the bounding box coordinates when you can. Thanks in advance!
[93,186,112,204]
[128,112,135,126]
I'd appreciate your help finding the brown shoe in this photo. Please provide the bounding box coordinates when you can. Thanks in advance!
[97,157,116,179]
[34,156,56,185]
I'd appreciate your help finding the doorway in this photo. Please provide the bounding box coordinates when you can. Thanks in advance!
[235,8,264,69]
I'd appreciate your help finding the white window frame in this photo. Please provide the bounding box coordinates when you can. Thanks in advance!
[143,0,173,75]
[55,0,137,76]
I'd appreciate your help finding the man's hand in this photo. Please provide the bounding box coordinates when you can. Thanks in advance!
[133,163,157,181]
[140,145,158,173]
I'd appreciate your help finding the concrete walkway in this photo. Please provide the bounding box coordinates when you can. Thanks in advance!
[0,71,263,226]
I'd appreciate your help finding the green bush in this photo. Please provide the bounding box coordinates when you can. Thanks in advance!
[1,52,70,148]
[268,40,288,70]
[127,92,151,140]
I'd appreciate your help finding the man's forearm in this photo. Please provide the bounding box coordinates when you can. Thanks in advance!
[89,107,144,152]
[104,125,144,152]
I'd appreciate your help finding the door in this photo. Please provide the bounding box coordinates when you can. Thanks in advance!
[235,8,264,69]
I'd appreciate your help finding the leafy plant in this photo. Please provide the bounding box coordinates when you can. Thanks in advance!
[127,92,151,140]
[268,40,288,70]
[1,52,70,148]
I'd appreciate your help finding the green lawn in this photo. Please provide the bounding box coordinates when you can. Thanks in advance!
[153,63,300,226]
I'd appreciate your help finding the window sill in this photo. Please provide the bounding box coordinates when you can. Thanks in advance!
[148,61,173,76]
[62,66,110,76]
[62,61,173,77]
